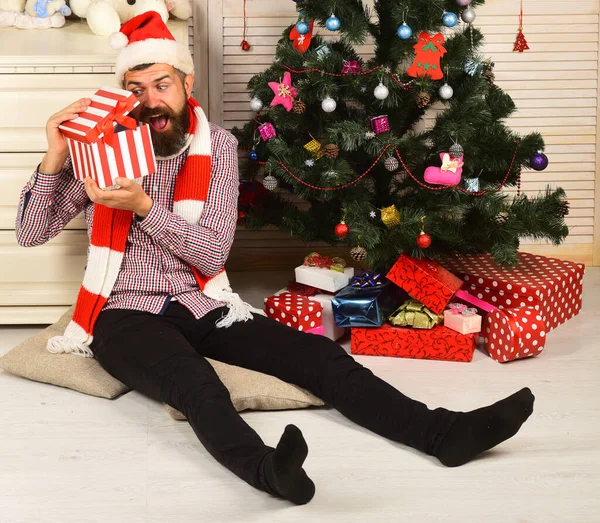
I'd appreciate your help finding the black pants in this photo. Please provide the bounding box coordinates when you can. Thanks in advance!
[92,303,456,494]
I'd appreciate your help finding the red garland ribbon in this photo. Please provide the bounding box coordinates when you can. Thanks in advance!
[281,64,414,91]
[255,141,520,196]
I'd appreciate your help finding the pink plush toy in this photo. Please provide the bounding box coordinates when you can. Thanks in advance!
[424,152,464,186]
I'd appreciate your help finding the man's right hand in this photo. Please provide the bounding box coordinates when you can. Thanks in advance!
[39,98,92,175]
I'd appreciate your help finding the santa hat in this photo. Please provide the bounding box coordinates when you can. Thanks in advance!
[110,11,194,85]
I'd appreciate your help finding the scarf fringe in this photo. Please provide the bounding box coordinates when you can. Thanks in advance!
[208,290,266,328]
[47,335,95,358]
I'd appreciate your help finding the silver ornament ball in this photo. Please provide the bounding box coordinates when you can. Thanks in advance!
[439,83,454,100]
[250,96,263,112]
[384,156,399,172]
[461,8,476,24]
[456,0,472,5]
[322,96,337,113]
[262,175,278,191]
[449,143,464,158]
[374,82,389,100]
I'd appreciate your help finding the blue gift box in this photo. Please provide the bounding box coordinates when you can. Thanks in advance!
[332,280,408,328]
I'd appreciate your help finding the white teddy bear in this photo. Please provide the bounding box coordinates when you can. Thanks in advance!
[0,0,69,29]
[70,0,191,36]
[0,0,25,27]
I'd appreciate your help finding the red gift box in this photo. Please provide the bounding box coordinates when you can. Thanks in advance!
[484,307,546,363]
[351,323,476,362]
[264,292,323,331]
[441,253,585,331]
[59,86,156,189]
[386,254,463,314]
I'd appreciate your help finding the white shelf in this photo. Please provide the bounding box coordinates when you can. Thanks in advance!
[0,19,189,67]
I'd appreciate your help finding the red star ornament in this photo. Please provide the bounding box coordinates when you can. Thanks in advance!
[268,72,298,112]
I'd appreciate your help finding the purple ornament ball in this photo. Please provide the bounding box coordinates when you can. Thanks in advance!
[530,152,549,171]
[456,0,472,6]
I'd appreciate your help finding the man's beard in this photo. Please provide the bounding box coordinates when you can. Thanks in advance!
[139,102,190,157]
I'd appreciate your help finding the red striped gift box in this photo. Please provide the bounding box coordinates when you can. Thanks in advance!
[58,86,156,189]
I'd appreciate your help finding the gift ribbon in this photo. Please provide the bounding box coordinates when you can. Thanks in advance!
[303,252,346,273]
[448,303,478,316]
[389,299,442,329]
[351,271,383,288]
[96,99,138,148]
[503,309,523,350]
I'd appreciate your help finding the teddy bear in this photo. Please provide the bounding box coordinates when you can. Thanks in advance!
[0,0,25,27]
[0,0,70,28]
[69,0,191,36]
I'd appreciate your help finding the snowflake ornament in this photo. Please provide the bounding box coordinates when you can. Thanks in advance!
[384,66,391,74]
[305,159,315,167]
[369,210,377,219]
[365,131,376,139]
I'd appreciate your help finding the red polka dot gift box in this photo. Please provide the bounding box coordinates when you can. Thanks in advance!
[351,323,477,362]
[386,254,464,315]
[484,307,546,363]
[441,253,585,332]
[264,292,323,332]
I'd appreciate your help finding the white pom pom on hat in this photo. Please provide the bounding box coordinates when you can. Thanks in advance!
[109,31,129,50]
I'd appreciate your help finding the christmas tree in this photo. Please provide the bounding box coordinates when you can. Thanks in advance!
[232,0,569,273]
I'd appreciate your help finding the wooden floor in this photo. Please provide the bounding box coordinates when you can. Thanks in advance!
[1,269,599,523]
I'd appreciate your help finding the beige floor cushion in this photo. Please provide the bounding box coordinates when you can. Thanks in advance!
[0,307,325,413]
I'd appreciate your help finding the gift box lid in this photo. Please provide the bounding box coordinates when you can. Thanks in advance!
[265,292,323,318]
[58,86,139,144]
[441,252,585,299]
[386,254,463,314]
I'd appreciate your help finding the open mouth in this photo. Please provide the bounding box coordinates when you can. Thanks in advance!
[149,114,170,132]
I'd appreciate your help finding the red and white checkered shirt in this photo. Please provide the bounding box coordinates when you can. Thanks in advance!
[16,123,239,319]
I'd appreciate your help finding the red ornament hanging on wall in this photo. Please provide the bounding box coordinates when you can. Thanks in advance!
[240,0,251,51]
[513,0,530,52]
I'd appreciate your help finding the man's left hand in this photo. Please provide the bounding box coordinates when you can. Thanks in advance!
[85,177,153,218]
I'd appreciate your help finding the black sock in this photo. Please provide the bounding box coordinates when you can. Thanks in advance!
[264,424,315,505]
[435,387,535,467]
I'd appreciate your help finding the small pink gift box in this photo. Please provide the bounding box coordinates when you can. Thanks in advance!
[306,325,325,336]
[371,115,390,134]
[259,122,277,141]
[342,60,361,74]
[443,304,482,335]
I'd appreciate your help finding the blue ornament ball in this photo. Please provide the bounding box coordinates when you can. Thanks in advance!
[442,12,459,27]
[326,15,341,31]
[249,150,258,161]
[296,20,310,35]
[397,22,413,40]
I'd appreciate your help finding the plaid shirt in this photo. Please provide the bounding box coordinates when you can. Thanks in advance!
[16,124,239,319]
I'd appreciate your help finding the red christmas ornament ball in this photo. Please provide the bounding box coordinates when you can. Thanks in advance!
[335,221,349,239]
[417,232,432,249]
